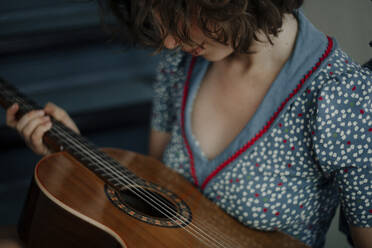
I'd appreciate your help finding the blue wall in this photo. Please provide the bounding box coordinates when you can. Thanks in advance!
[0,0,159,225]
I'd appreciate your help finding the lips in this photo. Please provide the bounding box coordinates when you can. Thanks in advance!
[188,41,205,56]
[191,46,203,56]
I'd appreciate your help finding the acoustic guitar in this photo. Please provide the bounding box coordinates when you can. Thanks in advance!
[0,78,308,248]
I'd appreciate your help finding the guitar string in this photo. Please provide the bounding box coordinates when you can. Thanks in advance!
[63,117,243,248]
[50,122,232,248]
[11,96,239,248]
[51,120,241,248]
[11,90,244,248]
[67,125,244,248]
[8,90,243,248]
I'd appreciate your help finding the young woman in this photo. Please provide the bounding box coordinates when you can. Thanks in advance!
[6,0,372,247]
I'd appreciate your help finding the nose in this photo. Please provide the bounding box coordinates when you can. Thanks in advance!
[163,35,179,50]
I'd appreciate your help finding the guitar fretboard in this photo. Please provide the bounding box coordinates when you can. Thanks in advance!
[0,77,140,189]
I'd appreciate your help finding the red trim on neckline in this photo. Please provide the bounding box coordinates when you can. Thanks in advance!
[181,36,333,190]
[181,56,199,186]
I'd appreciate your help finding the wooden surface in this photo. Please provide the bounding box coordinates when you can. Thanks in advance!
[18,177,121,248]
[21,148,309,248]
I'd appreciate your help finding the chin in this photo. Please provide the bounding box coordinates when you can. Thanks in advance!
[202,50,233,62]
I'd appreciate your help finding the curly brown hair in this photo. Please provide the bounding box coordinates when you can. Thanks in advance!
[99,0,303,53]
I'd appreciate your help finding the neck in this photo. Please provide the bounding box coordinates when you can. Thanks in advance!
[219,13,299,79]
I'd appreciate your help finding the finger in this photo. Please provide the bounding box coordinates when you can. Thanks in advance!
[21,115,50,141]
[16,110,45,133]
[62,117,80,134]
[6,103,19,128]
[44,102,80,134]
[44,102,67,121]
[29,121,53,155]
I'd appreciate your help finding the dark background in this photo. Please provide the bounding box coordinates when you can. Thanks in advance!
[0,0,159,226]
[0,1,371,247]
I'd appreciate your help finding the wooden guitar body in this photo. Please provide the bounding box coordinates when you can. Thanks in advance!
[18,148,308,248]
[0,79,308,247]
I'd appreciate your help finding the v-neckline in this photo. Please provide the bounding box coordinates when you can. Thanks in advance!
[181,9,332,189]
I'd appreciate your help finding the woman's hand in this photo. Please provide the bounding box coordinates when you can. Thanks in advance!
[6,102,80,156]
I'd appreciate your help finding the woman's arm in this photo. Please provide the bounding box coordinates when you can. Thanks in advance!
[350,225,372,248]
[148,129,171,161]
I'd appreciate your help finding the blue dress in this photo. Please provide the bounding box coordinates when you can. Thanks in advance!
[151,9,372,248]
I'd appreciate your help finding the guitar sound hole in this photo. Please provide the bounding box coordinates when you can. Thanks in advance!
[117,188,177,219]
[105,184,192,227]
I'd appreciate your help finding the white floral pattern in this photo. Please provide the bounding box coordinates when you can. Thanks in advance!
[151,46,372,247]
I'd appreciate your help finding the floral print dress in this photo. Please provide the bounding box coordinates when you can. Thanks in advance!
[151,9,372,248]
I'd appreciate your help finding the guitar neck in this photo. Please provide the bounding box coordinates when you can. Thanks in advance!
[0,77,136,189]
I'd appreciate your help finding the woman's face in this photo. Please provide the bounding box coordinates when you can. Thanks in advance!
[163,25,234,62]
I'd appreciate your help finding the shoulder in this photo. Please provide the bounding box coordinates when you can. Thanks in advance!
[315,48,371,94]
[312,47,372,119]
[309,48,372,116]
[310,48,372,171]
[157,49,191,75]
[151,50,190,132]
[154,49,191,95]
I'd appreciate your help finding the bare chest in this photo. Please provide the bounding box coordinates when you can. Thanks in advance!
[191,69,273,160]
